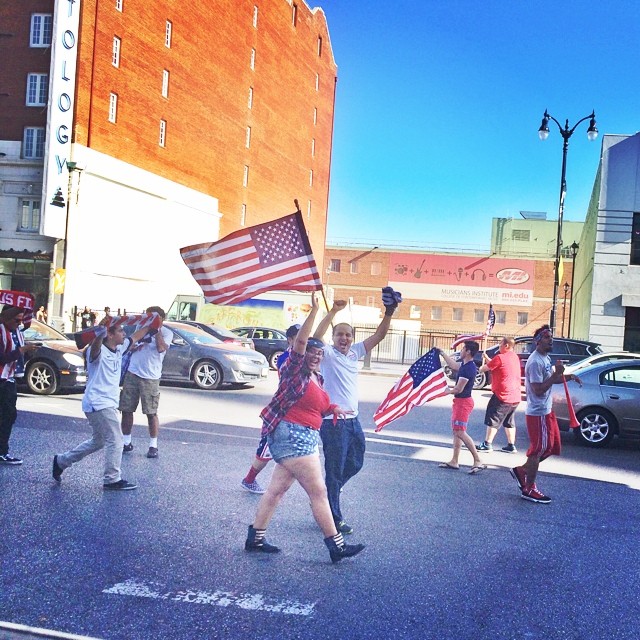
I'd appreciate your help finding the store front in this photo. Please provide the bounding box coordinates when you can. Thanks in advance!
[0,252,52,310]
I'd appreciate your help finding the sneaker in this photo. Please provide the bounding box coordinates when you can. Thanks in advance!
[241,479,266,494]
[510,466,527,491]
[0,454,23,465]
[335,520,354,535]
[52,455,63,482]
[123,443,133,453]
[103,479,137,491]
[477,441,493,451]
[521,484,551,504]
[501,444,517,453]
[146,447,158,459]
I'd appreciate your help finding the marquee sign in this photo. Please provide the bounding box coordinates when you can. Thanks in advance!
[388,253,535,307]
[41,0,81,239]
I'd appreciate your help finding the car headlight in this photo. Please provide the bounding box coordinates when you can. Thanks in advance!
[63,353,85,367]
[226,354,254,364]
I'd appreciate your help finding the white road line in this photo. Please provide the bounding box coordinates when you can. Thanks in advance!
[103,579,316,616]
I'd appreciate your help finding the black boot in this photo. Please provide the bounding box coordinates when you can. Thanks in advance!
[245,525,280,553]
[324,532,365,563]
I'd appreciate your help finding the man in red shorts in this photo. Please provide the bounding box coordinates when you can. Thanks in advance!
[510,325,581,503]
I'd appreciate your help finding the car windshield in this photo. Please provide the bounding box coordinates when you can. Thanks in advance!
[23,321,67,341]
[172,325,222,346]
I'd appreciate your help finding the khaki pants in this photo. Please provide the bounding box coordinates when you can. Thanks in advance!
[57,407,123,484]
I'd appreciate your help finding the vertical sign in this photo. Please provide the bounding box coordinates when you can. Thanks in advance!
[41,0,81,239]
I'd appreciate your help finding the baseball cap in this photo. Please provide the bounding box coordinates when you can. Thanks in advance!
[286,324,301,338]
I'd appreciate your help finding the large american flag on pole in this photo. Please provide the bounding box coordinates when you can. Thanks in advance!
[180,212,322,305]
[450,304,495,349]
[373,348,449,432]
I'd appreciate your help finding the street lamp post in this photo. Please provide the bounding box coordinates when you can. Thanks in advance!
[561,282,570,337]
[567,240,579,338]
[538,109,598,335]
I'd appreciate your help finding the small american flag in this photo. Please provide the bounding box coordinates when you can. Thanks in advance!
[374,348,449,432]
[450,304,495,349]
[180,212,322,305]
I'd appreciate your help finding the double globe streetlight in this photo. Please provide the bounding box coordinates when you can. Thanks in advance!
[538,109,598,335]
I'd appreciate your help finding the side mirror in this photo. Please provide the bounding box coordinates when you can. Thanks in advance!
[172,336,187,346]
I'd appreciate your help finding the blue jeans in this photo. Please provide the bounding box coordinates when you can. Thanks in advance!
[320,417,365,523]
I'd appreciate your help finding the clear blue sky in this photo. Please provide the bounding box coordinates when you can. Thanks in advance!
[317,0,640,252]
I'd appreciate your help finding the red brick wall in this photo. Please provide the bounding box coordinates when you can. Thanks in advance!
[72,0,335,263]
[324,247,575,337]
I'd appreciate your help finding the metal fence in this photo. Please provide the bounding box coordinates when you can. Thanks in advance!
[352,325,502,366]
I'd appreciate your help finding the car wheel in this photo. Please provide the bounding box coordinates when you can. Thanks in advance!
[26,361,59,395]
[574,408,617,448]
[269,350,284,370]
[473,371,487,390]
[192,360,223,390]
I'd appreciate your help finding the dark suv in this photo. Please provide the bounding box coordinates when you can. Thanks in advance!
[446,336,603,390]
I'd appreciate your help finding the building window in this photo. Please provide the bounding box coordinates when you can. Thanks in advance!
[292,3,297,26]
[243,165,249,187]
[241,204,247,226]
[313,107,317,125]
[112,37,121,67]
[248,87,253,109]
[245,126,251,148]
[631,212,640,266]
[410,305,421,319]
[511,229,531,242]
[309,170,313,187]
[250,48,256,70]
[452,308,463,322]
[165,21,172,47]
[108,93,118,123]
[315,73,319,91]
[366,296,375,306]
[23,127,45,159]
[19,200,41,232]
[30,14,52,48]
[317,36,322,56]
[517,312,528,325]
[329,259,341,273]
[473,308,484,323]
[431,306,442,321]
[371,261,382,276]
[311,138,315,157]
[496,310,507,324]
[350,261,359,275]
[115,0,123,11]
[162,70,169,98]
[159,119,167,147]
[26,73,48,106]
[252,5,258,28]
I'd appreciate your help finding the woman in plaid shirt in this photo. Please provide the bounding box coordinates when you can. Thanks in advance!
[245,294,366,563]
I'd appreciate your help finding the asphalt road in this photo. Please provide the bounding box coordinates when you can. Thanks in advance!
[1,372,639,640]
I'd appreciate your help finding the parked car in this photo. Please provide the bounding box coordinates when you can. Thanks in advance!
[179,321,254,350]
[231,327,289,370]
[445,336,603,390]
[20,320,87,395]
[564,351,640,374]
[161,321,269,390]
[553,359,640,447]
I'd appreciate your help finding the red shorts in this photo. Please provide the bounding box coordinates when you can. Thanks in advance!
[452,397,474,431]
[525,412,561,461]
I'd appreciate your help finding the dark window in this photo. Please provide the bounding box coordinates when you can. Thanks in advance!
[631,212,640,265]
[329,259,341,273]
[624,306,640,352]
[550,342,569,355]
[567,342,589,356]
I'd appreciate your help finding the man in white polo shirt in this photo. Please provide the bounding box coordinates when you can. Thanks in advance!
[53,320,151,490]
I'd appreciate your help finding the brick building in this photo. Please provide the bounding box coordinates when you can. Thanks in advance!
[0,0,336,328]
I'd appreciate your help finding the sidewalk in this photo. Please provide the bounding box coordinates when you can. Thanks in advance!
[359,361,407,378]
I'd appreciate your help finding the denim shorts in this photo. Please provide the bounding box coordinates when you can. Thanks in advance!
[267,420,320,463]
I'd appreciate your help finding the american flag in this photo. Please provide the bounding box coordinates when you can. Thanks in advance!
[450,304,495,349]
[73,312,162,348]
[373,348,449,432]
[180,212,322,305]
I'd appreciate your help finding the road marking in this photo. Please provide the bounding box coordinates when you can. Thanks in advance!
[103,579,316,616]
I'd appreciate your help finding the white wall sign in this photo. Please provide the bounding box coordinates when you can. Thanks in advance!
[41,0,81,239]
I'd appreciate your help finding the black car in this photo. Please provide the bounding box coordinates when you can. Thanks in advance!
[446,336,603,390]
[231,326,289,370]
[20,320,87,395]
